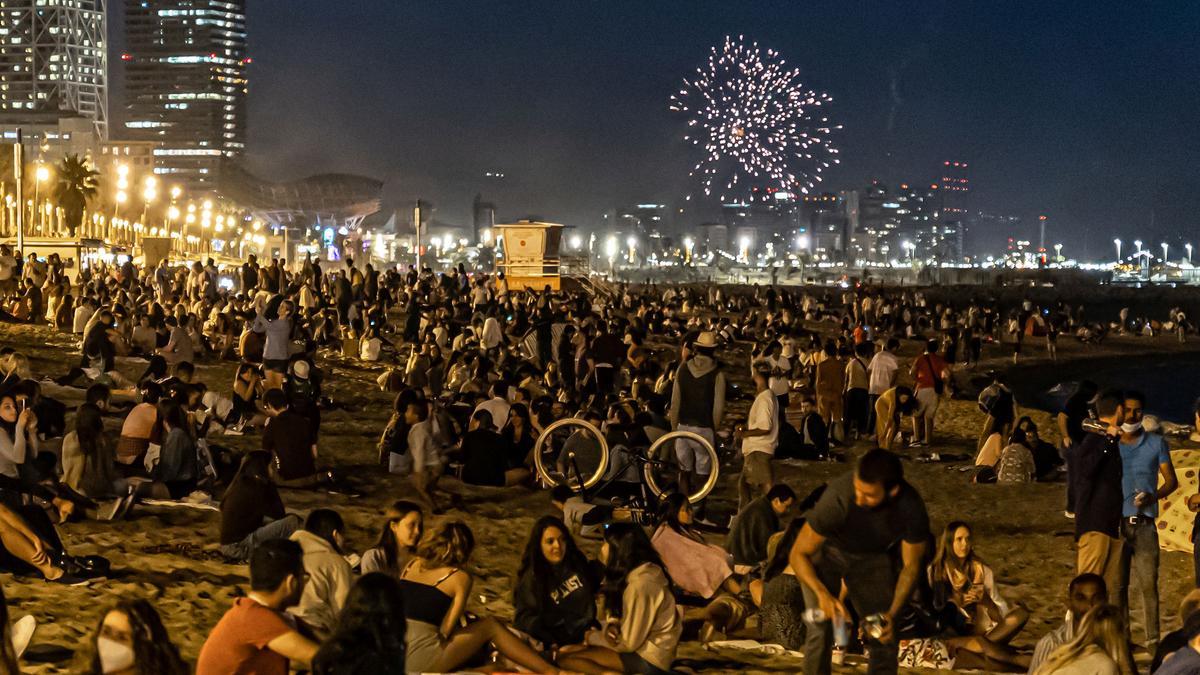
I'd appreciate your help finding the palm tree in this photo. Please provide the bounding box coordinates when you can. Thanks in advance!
[53,154,99,237]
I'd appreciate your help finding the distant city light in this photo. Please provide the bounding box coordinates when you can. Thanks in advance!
[569,234,582,249]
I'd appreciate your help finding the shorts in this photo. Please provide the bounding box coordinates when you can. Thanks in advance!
[816,394,843,421]
[741,450,773,488]
[914,387,940,418]
[263,358,289,374]
[674,424,715,475]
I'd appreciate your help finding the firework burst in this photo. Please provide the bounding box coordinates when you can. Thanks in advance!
[670,35,840,201]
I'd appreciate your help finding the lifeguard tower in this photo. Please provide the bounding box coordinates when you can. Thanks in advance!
[494,220,564,291]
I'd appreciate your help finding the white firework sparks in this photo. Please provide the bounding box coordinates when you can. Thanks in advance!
[670,35,841,201]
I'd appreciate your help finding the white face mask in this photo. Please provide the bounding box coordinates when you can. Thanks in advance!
[1121,421,1143,433]
[98,636,135,674]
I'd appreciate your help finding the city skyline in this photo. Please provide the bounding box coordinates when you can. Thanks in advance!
[7,1,1197,259]
[123,0,1193,254]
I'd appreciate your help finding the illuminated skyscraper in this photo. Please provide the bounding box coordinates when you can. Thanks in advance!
[122,0,248,190]
[0,0,108,136]
[937,160,970,261]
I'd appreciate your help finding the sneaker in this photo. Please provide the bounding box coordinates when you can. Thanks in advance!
[929,452,941,462]
[695,517,720,529]
[909,440,926,448]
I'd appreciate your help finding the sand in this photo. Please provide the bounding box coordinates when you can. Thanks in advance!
[2,317,1198,674]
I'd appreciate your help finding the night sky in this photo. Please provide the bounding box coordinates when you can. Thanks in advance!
[118,1,1200,255]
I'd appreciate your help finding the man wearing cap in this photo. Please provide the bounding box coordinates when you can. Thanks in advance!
[669,331,725,518]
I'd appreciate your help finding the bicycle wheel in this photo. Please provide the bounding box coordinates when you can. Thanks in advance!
[643,430,719,503]
[532,418,609,491]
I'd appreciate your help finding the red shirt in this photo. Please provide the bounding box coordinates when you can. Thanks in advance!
[912,354,948,390]
[197,597,294,675]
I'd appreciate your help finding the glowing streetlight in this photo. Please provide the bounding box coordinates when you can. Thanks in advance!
[1187,243,1193,263]
[682,235,694,263]
[170,185,182,200]
[626,235,637,264]
[115,191,128,204]
[1053,243,1063,261]
[1113,238,1122,262]
[604,235,618,260]
[35,165,50,183]
[32,164,50,232]
[797,234,810,251]
[1161,242,1169,262]
[1134,239,1142,254]
[568,234,582,250]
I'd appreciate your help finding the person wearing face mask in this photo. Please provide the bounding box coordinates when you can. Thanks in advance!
[1068,389,1127,617]
[360,500,424,576]
[787,448,931,675]
[288,509,354,641]
[1116,391,1176,653]
[513,516,601,650]
[86,598,187,675]
[197,539,319,674]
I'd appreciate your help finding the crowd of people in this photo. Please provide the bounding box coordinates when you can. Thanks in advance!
[0,245,1197,673]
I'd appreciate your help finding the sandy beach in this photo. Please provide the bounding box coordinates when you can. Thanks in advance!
[4,311,1198,674]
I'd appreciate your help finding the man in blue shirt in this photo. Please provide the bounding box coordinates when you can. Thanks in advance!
[1117,391,1177,652]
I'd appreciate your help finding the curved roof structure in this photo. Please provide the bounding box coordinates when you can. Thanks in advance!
[219,163,383,226]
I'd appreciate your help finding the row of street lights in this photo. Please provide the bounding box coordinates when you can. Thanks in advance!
[1113,238,1193,264]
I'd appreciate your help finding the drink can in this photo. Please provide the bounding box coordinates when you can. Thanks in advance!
[832,617,850,647]
[864,613,886,640]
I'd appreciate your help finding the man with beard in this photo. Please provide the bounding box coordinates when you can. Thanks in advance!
[788,448,930,675]
[197,539,318,674]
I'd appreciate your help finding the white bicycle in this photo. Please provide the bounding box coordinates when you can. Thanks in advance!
[532,418,720,504]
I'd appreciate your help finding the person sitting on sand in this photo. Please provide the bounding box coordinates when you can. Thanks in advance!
[61,403,129,517]
[751,518,808,652]
[1028,573,1110,673]
[928,521,1029,644]
[218,452,300,562]
[726,483,796,572]
[288,509,354,641]
[513,515,601,650]
[651,493,749,642]
[0,500,86,583]
[360,500,424,576]
[261,388,323,488]
[197,539,319,674]
[1033,604,1125,675]
[116,381,161,477]
[311,573,407,675]
[145,401,198,499]
[458,409,527,488]
[397,521,569,674]
[558,522,682,675]
[85,598,188,675]
[1151,590,1200,672]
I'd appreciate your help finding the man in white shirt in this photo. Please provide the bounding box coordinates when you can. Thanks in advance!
[473,382,511,431]
[403,401,448,512]
[736,368,778,510]
[867,337,901,429]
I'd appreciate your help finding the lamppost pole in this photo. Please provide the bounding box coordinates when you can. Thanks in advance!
[13,130,23,251]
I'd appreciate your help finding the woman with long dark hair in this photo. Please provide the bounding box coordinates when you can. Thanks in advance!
[311,573,407,675]
[85,598,188,675]
[62,403,124,502]
[650,493,739,599]
[752,517,807,650]
[360,500,424,577]
[558,522,681,675]
[502,403,535,469]
[929,521,1028,644]
[513,516,599,649]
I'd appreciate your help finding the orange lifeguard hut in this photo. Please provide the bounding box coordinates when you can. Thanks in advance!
[494,220,564,291]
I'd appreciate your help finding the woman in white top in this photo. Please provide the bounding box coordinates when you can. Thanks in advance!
[0,393,35,481]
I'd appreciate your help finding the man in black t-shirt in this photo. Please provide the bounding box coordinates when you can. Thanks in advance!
[262,388,321,488]
[1069,389,1126,609]
[789,448,930,675]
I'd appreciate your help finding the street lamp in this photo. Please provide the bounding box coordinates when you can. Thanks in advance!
[682,235,694,263]
[1134,239,1142,254]
[1113,238,1122,262]
[1161,242,1169,262]
[1054,243,1063,262]
[1187,243,1193,264]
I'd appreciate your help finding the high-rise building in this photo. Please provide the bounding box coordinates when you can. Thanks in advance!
[472,194,495,243]
[0,0,108,137]
[122,0,248,191]
[936,161,969,261]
